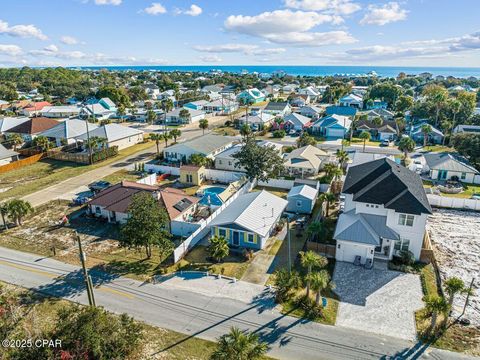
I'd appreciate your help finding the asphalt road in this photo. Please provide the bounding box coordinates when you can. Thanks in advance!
[0,247,475,360]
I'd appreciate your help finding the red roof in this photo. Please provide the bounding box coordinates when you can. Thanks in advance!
[23,101,51,112]
[7,117,59,135]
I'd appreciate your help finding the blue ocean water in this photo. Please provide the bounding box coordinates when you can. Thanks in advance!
[75,65,480,78]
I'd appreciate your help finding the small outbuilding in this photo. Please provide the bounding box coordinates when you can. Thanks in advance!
[286,184,318,214]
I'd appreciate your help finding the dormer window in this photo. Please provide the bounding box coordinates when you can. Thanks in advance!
[398,214,414,227]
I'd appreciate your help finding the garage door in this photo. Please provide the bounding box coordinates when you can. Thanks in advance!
[327,128,345,139]
[337,242,369,264]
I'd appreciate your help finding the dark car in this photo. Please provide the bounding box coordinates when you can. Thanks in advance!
[88,181,111,193]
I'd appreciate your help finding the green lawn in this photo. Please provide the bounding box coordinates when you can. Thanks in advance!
[101,169,142,184]
[349,137,382,147]
[0,140,156,201]
[0,282,218,360]
[423,180,480,199]
[423,145,455,153]
[253,186,289,199]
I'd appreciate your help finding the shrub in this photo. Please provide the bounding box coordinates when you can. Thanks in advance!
[399,250,415,266]
[272,130,286,138]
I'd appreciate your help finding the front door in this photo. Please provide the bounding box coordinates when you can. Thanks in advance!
[438,170,448,180]
[232,231,240,246]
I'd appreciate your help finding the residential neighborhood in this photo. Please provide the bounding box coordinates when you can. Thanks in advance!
[1,2,480,359]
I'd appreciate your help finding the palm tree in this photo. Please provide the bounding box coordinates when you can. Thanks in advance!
[150,133,162,155]
[161,98,174,130]
[239,124,252,138]
[299,250,328,298]
[179,109,191,124]
[146,109,157,124]
[421,124,432,147]
[170,129,181,143]
[423,85,447,126]
[6,199,33,226]
[335,149,349,169]
[209,235,229,263]
[211,327,268,360]
[398,136,415,164]
[394,117,406,138]
[32,135,52,151]
[199,119,209,135]
[424,295,450,335]
[444,277,467,308]
[7,133,23,151]
[323,163,338,180]
[306,221,324,242]
[273,268,302,302]
[161,132,172,147]
[358,131,371,152]
[320,192,336,217]
[0,203,9,230]
[309,270,332,306]
[372,116,383,126]
[448,99,462,145]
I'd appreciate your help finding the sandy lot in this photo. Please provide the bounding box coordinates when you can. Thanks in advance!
[427,209,480,325]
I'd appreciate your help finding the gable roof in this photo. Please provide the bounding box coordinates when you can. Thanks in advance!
[0,117,30,132]
[284,145,328,170]
[40,119,99,139]
[75,123,143,142]
[356,119,397,132]
[288,184,317,200]
[264,102,289,111]
[210,190,287,237]
[284,113,311,127]
[325,105,357,117]
[0,143,18,160]
[314,114,352,130]
[89,180,159,213]
[7,117,59,135]
[166,134,235,156]
[343,158,432,215]
[167,107,205,117]
[453,124,480,134]
[424,152,479,174]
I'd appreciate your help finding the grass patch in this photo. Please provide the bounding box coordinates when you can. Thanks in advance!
[268,238,283,256]
[443,183,480,199]
[349,137,382,147]
[0,140,156,201]
[212,126,239,136]
[165,245,250,279]
[253,186,289,199]
[101,169,142,184]
[423,145,455,153]
[0,282,217,360]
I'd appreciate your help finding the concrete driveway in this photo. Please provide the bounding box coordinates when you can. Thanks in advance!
[333,261,424,341]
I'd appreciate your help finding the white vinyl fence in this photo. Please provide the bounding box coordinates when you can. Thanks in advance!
[144,163,181,176]
[172,180,256,262]
[427,194,480,211]
[137,173,157,185]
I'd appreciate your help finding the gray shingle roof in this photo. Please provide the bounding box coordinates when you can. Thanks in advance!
[0,143,18,160]
[40,119,99,139]
[424,152,479,174]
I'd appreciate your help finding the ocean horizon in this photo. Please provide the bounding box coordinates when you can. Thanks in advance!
[72,65,480,78]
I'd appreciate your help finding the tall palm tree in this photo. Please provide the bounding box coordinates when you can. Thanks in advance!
[6,199,33,226]
[421,124,432,147]
[358,131,371,152]
[239,124,252,138]
[209,235,229,263]
[146,109,157,124]
[335,149,349,169]
[179,109,191,124]
[199,119,209,135]
[211,327,268,360]
[394,117,406,138]
[306,221,324,242]
[0,203,9,230]
[299,250,328,298]
[161,132,172,147]
[170,129,181,143]
[323,163,338,180]
[423,84,448,126]
[32,135,52,151]
[372,116,383,126]
[398,136,415,164]
[444,277,467,308]
[448,99,462,145]
[424,295,450,335]
[150,133,162,155]
[309,270,332,306]
[7,133,23,151]
[320,192,336,217]
[273,268,301,302]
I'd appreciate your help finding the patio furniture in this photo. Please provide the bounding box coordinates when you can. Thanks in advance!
[353,255,361,266]
[365,258,373,269]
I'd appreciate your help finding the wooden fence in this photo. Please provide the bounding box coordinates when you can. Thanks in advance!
[305,241,336,258]
[0,153,46,174]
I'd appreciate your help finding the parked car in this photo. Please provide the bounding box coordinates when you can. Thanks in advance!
[380,139,392,147]
[73,195,91,205]
[472,193,480,200]
[88,181,111,193]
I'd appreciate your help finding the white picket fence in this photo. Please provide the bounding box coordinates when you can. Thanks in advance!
[172,180,256,262]
[427,194,480,211]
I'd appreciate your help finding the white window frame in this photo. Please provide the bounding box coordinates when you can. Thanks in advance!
[394,238,410,252]
[398,213,414,227]
[219,228,226,238]
[246,233,255,244]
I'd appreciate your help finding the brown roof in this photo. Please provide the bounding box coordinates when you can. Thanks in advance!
[7,117,59,135]
[89,181,159,214]
[160,187,200,220]
[23,101,51,111]
[180,165,202,171]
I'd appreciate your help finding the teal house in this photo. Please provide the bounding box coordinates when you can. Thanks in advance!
[209,190,287,250]
[237,88,266,104]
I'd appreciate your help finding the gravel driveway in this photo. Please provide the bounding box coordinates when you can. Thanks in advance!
[333,261,424,341]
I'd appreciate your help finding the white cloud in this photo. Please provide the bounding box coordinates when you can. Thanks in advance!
[0,44,22,56]
[360,2,407,26]
[144,3,167,15]
[224,10,354,46]
[184,4,203,16]
[94,0,122,5]
[200,55,222,63]
[0,20,47,40]
[60,36,79,45]
[193,43,287,56]
[284,0,361,15]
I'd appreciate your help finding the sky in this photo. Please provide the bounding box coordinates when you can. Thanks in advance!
[0,0,479,67]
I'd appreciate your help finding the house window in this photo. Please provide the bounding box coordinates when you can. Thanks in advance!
[219,228,226,238]
[228,161,232,166]
[296,200,302,207]
[246,233,255,243]
[398,214,414,227]
[218,160,222,164]
[95,207,101,214]
[394,238,410,252]
[461,172,466,180]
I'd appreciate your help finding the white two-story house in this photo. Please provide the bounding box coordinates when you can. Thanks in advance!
[334,158,432,265]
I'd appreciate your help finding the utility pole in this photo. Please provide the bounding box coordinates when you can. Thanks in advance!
[76,231,96,307]
[81,103,93,165]
[460,278,475,319]
[287,218,291,273]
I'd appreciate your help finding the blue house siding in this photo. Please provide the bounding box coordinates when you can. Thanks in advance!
[211,225,263,250]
